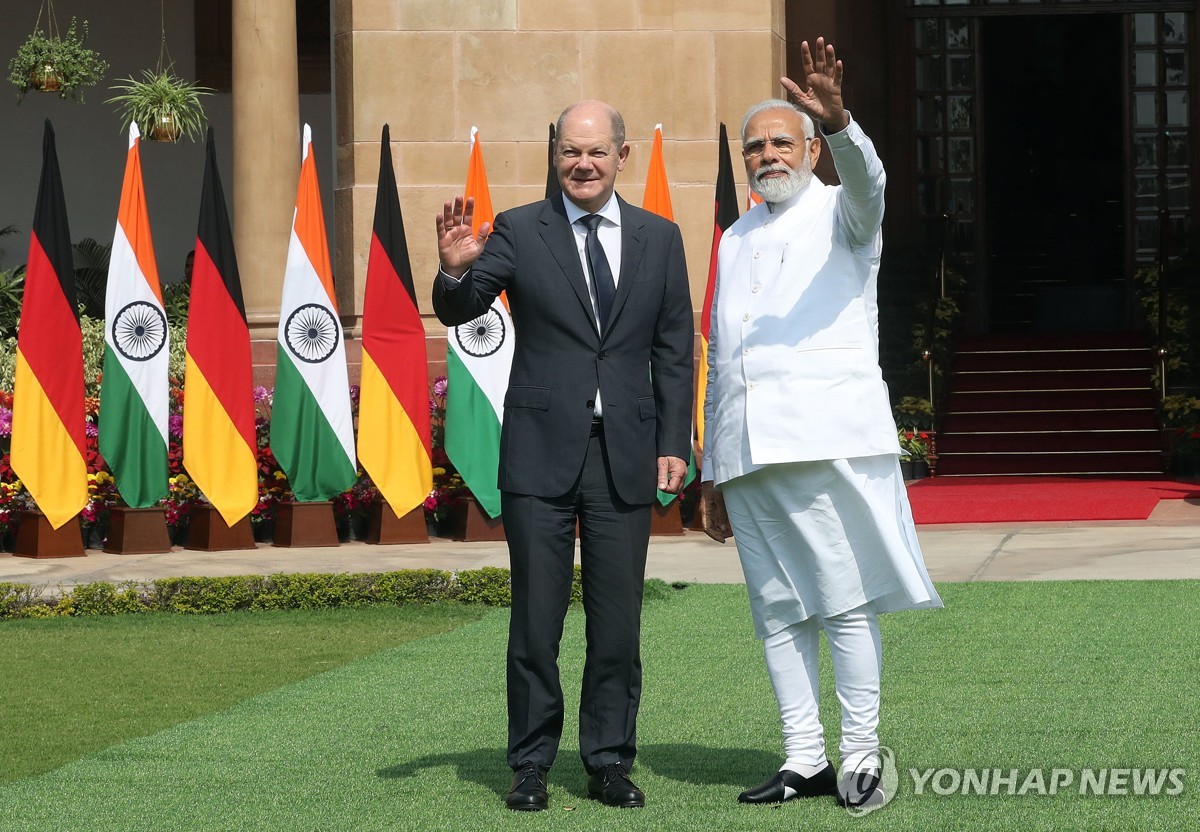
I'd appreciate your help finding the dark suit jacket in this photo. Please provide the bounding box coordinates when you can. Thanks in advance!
[433,194,693,506]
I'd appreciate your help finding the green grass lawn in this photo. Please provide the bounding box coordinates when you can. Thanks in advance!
[0,581,1196,831]
[0,604,488,784]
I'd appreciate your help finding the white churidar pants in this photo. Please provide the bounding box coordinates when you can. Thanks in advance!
[721,455,942,772]
[763,604,882,771]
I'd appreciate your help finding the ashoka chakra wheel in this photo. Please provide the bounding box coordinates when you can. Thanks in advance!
[113,301,168,362]
[285,303,340,363]
[455,309,506,358]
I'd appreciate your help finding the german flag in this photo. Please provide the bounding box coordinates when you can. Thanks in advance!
[545,123,560,201]
[11,120,87,529]
[182,128,258,526]
[356,124,432,514]
[697,123,740,452]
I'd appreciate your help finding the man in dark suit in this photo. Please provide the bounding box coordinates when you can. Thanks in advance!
[433,100,693,811]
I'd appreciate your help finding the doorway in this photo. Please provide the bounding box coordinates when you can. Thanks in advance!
[981,15,1126,332]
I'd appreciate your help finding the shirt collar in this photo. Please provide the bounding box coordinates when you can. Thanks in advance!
[563,191,622,228]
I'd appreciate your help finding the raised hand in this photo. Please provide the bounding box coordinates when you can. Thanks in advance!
[781,37,849,133]
[436,196,492,278]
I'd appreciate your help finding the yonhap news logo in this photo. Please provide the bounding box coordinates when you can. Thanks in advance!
[909,766,1186,797]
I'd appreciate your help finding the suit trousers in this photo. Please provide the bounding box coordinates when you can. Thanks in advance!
[501,431,652,774]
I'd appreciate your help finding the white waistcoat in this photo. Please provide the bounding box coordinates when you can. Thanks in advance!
[703,119,901,486]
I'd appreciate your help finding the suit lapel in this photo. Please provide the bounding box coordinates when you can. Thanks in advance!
[537,198,598,336]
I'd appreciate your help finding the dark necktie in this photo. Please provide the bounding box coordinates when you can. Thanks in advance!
[578,214,616,332]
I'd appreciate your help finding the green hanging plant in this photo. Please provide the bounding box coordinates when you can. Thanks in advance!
[7,17,108,103]
[107,68,212,143]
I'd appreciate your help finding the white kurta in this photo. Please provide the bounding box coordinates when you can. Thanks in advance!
[703,117,942,635]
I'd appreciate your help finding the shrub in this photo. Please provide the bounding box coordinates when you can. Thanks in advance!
[0,567,596,620]
[455,567,512,606]
[373,569,454,605]
[73,581,148,615]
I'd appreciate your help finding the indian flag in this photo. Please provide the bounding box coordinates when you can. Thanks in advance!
[99,123,169,508]
[444,127,513,519]
[269,124,357,502]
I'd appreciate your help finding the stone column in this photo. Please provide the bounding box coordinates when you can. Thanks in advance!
[232,0,300,340]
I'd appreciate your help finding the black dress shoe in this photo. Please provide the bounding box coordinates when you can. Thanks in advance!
[586,763,645,808]
[505,762,548,811]
[837,769,884,808]
[738,763,838,804]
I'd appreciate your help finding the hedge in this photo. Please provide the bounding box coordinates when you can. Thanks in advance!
[0,566,653,620]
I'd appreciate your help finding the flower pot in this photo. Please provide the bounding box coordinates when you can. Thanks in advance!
[147,113,181,142]
[167,522,189,547]
[900,459,916,480]
[30,62,63,92]
[251,518,275,543]
[912,459,930,480]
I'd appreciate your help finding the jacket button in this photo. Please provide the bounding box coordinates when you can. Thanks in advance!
[586,399,595,408]
[598,351,607,360]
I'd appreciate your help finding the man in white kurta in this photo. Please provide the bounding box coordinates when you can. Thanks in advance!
[702,38,942,810]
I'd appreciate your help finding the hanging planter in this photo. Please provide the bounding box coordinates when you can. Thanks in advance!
[29,61,62,93]
[107,68,212,143]
[7,16,108,102]
[106,7,210,144]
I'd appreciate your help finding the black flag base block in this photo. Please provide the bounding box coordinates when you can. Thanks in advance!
[365,499,429,544]
[13,510,85,558]
[186,505,256,552]
[274,501,340,548]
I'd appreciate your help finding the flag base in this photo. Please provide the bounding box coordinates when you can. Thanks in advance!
[365,500,429,544]
[649,500,684,536]
[450,496,505,542]
[12,511,85,558]
[104,507,172,555]
[186,505,257,551]
[274,501,340,548]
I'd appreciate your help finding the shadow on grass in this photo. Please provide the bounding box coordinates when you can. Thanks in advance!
[375,743,778,800]
[640,743,781,789]
[377,749,510,798]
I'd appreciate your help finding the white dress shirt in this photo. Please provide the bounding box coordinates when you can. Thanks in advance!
[563,192,622,417]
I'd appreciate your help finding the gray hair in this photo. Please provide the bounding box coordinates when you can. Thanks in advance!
[555,101,626,150]
[740,99,815,142]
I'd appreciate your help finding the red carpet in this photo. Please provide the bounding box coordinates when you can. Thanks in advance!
[906,477,1200,524]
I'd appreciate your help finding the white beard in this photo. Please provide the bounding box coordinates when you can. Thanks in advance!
[751,155,814,204]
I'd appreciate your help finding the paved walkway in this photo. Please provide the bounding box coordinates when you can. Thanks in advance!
[2,498,1198,588]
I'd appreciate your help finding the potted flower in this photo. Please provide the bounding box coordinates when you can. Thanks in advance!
[898,428,931,480]
[7,18,108,102]
[107,68,212,143]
